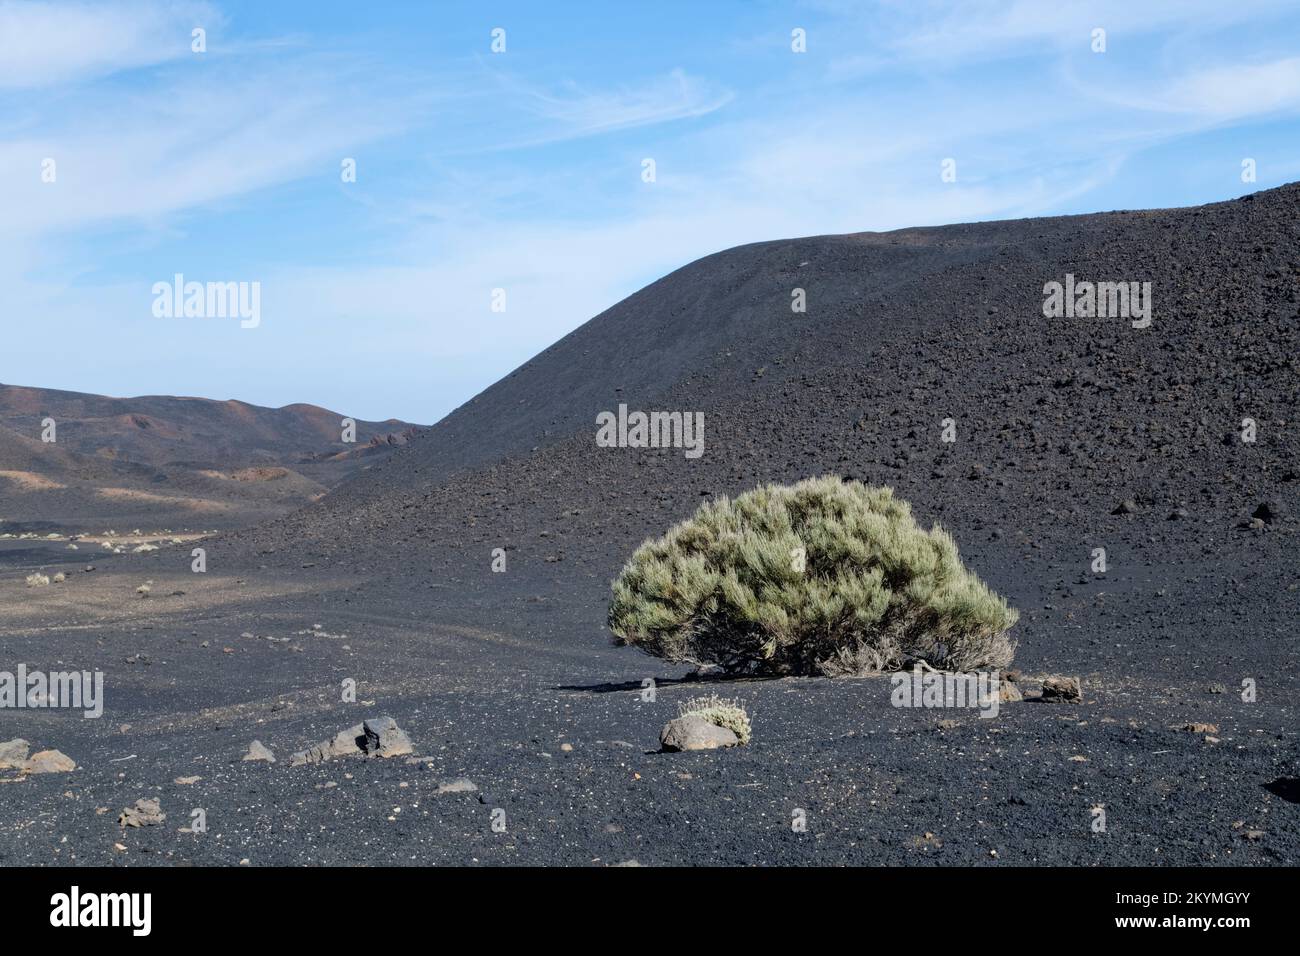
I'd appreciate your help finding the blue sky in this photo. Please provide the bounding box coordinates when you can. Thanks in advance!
[3,0,1299,424]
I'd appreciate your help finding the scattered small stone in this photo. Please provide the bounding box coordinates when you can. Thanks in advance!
[1182,722,1218,734]
[560,742,573,752]
[174,775,201,785]
[1253,500,1286,524]
[290,717,414,765]
[1040,675,1083,703]
[0,738,30,770]
[291,730,353,765]
[660,714,740,752]
[1111,500,1138,515]
[25,750,77,774]
[437,778,478,794]
[52,572,67,583]
[119,797,165,828]
[363,717,414,757]
[243,740,276,763]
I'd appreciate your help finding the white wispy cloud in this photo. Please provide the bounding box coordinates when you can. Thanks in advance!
[1145,57,1300,119]
[0,0,219,89]
[0,56,420,238]
[824,0,1298,76]
[452,67,735,154]
[521,68,733,137]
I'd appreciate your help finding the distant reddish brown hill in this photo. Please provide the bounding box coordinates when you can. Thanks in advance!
[0,385,424,533]
[0,383,421,472]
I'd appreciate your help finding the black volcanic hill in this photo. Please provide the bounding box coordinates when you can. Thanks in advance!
[237,183,1297,600]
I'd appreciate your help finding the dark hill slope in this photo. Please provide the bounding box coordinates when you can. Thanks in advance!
[236,183,1298,601]
[319,211,1085,494]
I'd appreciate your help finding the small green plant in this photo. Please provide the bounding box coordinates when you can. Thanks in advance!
[678,694,751,744]
[608,476,1017,676]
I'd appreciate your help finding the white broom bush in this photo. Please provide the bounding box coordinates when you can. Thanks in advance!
[608,476,1017,676]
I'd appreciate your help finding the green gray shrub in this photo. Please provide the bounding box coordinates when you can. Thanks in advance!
[608,476,1017,676]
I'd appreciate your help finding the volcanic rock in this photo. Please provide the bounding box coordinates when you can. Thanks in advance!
[1253,500,1286,524]
[0,739,29,769]
[660,715,740,752]
[119,798,165,827]
[290,725,365,766]
[289,718,414,765]
[243,740,276,763]
[363,717,414,757]
[1040,676,1083,703]
[24,749,76,774]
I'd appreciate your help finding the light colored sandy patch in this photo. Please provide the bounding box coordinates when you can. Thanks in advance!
[116,674,442,737]
[95,487,224,512]
[231,466,290,482]
[198,467,290,482]
[0,470,66,491]
[0,570,333,633]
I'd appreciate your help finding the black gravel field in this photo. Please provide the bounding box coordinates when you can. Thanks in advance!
[1,184,1296,866]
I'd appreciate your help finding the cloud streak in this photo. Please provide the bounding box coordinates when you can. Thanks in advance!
[0,0,218,89]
